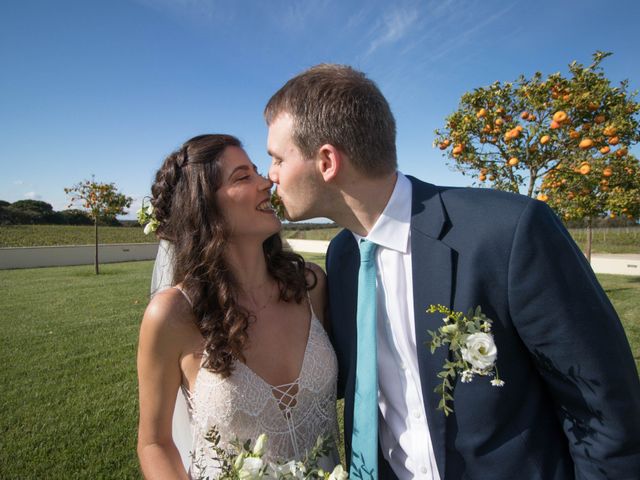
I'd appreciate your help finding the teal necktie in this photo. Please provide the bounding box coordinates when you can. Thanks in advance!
[350,239,379,479]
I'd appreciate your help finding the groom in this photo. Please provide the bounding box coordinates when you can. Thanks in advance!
[265,64,640,479]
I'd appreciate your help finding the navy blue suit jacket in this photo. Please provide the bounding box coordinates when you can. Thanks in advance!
[326,176,640,480]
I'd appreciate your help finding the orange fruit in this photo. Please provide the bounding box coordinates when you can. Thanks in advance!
[594,115,606,124]
[610,212,617,219]
[550,120,561,129]
[603,167,613,177]
[579,162,591,175]
[496,107,505,115]
[476,108,487,119]
[569,130,580,139]
[582,123,591,131]
[579,138,594,150]
[588,102,599,111]
[600,146,610,154]
[540,135,551,145]
[603,126,617,136]
[567,192,575,199]
[616,147,628,157]
[608,136,620,145]
[515,125,524,132]
[489,175,496,181]
[495,118,504,126]
[553,111,568,123]
[520,111,529,120]
[483,124,492,133]
[537,193,549,202]
[452,144,463,155]
[479,174,486,181]
[508,157,519,166]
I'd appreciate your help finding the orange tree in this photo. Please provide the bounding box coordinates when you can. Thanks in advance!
[539,153,639,261]
[434,51,640,257]
[65,179,132,274]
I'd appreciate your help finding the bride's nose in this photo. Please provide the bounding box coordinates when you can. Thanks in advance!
[259,174,273,190]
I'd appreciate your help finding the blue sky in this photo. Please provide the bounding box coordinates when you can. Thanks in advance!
[2,0,639,219]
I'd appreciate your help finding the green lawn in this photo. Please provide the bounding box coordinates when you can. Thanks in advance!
[0,225,152,247]
[3,225,638,254]
[568,227,640,254]
[0,261,638,479]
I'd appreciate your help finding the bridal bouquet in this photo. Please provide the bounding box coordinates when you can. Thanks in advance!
[426,304,505,416]
[192,426,348,479]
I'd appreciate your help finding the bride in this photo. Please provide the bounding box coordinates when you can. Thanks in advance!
[136,134,339,478]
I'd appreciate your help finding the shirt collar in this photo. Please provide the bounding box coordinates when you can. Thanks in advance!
[352,171,412,254]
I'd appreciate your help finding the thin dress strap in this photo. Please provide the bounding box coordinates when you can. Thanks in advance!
[172,285,193,308]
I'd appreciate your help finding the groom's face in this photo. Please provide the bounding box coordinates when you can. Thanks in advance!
[267,113,323,221]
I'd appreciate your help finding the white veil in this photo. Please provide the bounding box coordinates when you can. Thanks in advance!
[151,239,192,470]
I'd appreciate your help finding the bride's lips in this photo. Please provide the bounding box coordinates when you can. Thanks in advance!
[256,198,275,213]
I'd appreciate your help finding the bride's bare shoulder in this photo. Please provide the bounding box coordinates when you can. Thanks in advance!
[141,287,196,338]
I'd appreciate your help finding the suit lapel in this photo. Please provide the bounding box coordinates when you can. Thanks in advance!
[409,177,453,480]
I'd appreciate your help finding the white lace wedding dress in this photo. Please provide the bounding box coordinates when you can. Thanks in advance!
[173,288,339,479]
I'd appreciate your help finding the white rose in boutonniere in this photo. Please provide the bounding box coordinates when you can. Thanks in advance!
[462,332,497,370]
[426,305,505,416]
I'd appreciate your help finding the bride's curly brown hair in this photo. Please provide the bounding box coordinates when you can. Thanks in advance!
[151,134,314,378]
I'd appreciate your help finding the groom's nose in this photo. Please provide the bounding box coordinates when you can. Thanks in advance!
[268,163,279,184]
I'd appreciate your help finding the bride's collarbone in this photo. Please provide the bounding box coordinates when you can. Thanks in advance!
[243,307,312,385]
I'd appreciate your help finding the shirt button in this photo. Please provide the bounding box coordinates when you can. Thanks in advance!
[413,410,421,419]
[420,466,428,474]
[400,362,407,370]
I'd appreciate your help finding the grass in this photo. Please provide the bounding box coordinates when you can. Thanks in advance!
[0,225,152,247]
[0,260,638,478]
[2,225,638,254]
[568,227,640,254]
[0,261,151,479]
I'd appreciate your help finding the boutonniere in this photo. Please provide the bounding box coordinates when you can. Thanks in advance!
[426,304,505,416]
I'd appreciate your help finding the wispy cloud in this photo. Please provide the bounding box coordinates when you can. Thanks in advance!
[24,191,42,200]
[365,5,420,58]
[279,0,331,32]
[422,3,517,63]
[13,180,24,185]
[130,0,233,26]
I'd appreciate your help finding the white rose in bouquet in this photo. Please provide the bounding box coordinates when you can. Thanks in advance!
[238,457,264,479]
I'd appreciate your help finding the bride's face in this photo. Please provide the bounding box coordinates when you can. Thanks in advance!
[215,146,281,240]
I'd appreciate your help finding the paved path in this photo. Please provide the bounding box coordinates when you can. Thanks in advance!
[287,240,640,277]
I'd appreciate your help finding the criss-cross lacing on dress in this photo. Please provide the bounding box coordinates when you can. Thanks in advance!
[173,287,339,479]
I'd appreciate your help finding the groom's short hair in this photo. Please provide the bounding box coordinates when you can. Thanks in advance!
[265,64,397,177]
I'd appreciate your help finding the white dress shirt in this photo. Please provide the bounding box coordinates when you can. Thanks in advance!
[353,172,441,480]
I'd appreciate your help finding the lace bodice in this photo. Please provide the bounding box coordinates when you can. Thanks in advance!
[184,311,339,479]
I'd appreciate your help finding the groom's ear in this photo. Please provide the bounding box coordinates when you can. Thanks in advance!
[317,144,341,182]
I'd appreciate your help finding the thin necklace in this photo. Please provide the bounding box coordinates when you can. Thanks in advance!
[245,281,276,313]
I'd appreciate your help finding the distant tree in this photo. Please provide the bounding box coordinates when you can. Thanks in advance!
[9,200,56,223]
[64,179,132,274]
[0,200,10,207]
[59,209,93,225]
